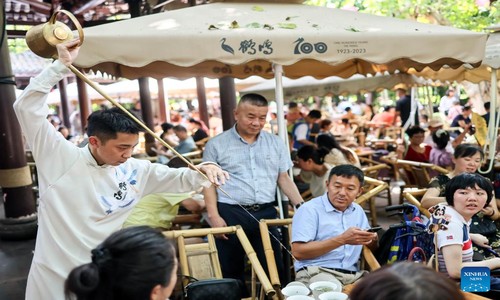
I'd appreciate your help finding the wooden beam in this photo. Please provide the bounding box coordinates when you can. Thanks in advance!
[7,29,28,38]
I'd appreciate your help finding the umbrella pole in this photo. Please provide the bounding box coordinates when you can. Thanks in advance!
[273,63,292,284]
[273,63,289,220]
[479,69,499,174]
[66,65,231,198]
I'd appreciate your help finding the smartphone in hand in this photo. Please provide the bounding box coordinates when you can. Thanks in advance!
[367,226,382,232]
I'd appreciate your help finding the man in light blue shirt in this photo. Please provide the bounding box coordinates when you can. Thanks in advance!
[203,93,304,293]
[291,165,378,287]
[173,125,197,154]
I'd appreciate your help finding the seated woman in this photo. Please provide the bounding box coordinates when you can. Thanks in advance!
[429,129,453,169]
[295,145,333,198]
[401,126,432,163]
[123,157,205,229]
[316,134,360,167]
[432,173,500,291]
[450,105,472,138]
[422,144,500,260]
[65,226,177,300]
[318,119,334,136]
[188,118,209,142]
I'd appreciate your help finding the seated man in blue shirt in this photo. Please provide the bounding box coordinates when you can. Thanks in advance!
[291,164,378,288]
[173,125,197,154]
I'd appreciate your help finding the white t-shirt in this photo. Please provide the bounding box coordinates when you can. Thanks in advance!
[435,205,473,276]
[14,61,210,300]
[294,123,309,141]
[300,164,334,198]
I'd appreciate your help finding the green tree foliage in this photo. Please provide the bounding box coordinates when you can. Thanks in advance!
[305,0,499,32]
[8,38,29,54]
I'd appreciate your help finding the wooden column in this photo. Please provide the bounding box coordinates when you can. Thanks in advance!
[157,78,167,122]
[76,75,91,131]
[0,12,36,218]
[138,78,156,156]
[196,77,209,127]
[58,77,70,128]
[219,77,237,130]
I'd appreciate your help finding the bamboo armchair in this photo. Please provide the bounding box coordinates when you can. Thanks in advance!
[358,176,390,226]
[164,226,276,300]
[360,159,392,206]
[259,218,380,300]
[396,159,449,188]
[402,188,430,218]
[195,137,210,151]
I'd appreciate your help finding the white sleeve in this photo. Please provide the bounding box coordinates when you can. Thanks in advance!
[13,61,79,182]
[294,123,308,140]
[141,163,211,196]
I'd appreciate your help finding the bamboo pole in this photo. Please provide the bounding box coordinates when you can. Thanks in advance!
[403,191,431,218]
[236,226,276,298]
[163,226,239,239]
[66,65,231,198]
[259,221,281,289]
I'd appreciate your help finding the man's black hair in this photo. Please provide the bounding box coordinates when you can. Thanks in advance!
[239,93,268,107]
[328,164,364,186]
[296,145,329,164]
[167,156,191,168]
[308,109,322,119]
[173,125,187,132]
[86,107,142,143]
[161,122,174,132]
[445,173,493,208]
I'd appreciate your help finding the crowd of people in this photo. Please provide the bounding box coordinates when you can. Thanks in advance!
[12,39,500,300]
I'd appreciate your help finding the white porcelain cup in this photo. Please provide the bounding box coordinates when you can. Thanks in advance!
[309,281,340,298]
[282,285,310,298]
[287,281,307,288]
[318,291,349,300]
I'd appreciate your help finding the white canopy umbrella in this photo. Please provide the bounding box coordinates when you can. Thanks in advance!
[101,77,262,99]
[74,0,487,141]
[73,0,487,220]
[241,73,430,100]
[479,25,499,173]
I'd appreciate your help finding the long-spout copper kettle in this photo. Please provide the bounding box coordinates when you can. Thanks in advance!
[25,10,84,59]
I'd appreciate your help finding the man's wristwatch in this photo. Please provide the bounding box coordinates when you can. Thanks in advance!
[295,201,305,209]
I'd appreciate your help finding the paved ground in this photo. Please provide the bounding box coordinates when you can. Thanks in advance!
[0,184,402,300]
[0,194,36,300]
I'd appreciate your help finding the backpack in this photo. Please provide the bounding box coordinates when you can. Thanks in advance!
[376,204,434,265]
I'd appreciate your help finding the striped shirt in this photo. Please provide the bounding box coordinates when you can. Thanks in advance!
[203,125,292,205]
[436,205,474,275]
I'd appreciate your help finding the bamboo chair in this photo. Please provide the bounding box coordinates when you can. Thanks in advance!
[195,137,210,151]
[360,159,392,205]
[391,160,448,203]
[170,213,203,230]
[383,126,402,140]
[164,226,276,300]
[300,189,313,202]
[402,188,430,218]
[396,160,448,188]
[259,218,380,300]
[358,176,390,226]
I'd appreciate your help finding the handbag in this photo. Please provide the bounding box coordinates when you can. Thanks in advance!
[182,276,241,300]
[470,214,497,238]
